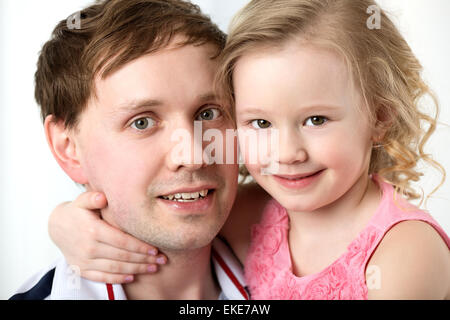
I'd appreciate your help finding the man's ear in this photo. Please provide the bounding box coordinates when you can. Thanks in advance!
[44,115,88,184]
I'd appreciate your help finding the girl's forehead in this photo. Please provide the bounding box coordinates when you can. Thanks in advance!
[236,42,351,85]
[234,44,356,102]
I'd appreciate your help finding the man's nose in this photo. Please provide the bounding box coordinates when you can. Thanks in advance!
[277,126,308,165]
[165,120,207,172]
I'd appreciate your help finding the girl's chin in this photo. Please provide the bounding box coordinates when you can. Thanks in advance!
[284,204,318,214]
[270,196,317,213]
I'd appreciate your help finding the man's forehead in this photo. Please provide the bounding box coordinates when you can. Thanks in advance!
[96,35,219,82]
[90,42,219,111]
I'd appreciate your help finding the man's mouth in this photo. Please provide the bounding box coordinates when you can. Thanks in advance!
[158,189,213,202]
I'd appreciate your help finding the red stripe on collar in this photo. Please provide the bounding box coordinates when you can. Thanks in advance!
[105,249,249,300]
[212,247,249,300]
[106,283,115,300]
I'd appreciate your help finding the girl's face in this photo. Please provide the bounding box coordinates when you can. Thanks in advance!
[233,43,376,212]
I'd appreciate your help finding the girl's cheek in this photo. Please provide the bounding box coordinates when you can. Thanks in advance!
[244,162,261,179]
[316,132,370,171]
[238,128,256,165]
[238,129,275,172]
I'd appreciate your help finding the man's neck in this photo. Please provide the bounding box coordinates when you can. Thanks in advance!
[122,244,221,300]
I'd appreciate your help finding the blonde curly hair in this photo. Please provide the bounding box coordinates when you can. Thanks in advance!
[216,0,445,203]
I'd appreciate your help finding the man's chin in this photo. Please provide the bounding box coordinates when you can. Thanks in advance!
[142,231,218,252]
[126,218,225,252]
[106,195,228,251]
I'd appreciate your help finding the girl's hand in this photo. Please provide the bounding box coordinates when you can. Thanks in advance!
[48,191,167,284]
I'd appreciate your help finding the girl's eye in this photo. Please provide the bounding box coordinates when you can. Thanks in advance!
[251,119,272,129]
[305,116,328,127]
[131,117,156,130]
[197,108,221,121]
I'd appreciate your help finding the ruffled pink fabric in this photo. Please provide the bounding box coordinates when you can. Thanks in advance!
[245,176,450,300]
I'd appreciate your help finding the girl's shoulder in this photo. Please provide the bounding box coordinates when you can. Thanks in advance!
[220,182,272,263]
[366,178,450,299]
[367,219,450,299]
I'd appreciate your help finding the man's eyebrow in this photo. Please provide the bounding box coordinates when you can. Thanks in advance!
[113,92,220,117]
[116,98,164,113]
[117,92,218,110]
[197,92,219,104]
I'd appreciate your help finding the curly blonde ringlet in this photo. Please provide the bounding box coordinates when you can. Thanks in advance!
[215,0,445,205]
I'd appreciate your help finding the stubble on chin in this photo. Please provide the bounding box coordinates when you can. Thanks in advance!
[104,169,232,250]
[110,196,227,252]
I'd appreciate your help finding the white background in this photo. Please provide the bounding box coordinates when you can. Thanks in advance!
[1,0,449,299]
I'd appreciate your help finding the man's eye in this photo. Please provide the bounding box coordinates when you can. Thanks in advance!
[304,116,328,127]
[251,119,272,129]
[197,108,221,121]
[131,117,156,130]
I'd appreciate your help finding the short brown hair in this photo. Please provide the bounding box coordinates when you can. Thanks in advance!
[35,0,226,129]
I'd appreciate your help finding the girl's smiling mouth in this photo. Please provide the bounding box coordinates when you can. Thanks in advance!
[272,169,325,189]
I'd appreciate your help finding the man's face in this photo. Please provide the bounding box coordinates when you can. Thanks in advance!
[72,40,238,251]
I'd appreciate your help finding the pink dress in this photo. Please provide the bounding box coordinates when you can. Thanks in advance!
[244,177,450,299]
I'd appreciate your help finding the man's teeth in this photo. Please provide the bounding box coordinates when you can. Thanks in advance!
[161,189,209,201]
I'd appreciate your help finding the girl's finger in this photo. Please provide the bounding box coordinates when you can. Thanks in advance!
[81,270,136,284]
[89,242,167,265]
[94,221,160,256]
[73,191,107,211]
[86,259,159,275]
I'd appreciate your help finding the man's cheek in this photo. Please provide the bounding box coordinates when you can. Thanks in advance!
[101,192,131,229]
[81,146,133,194]
[81,154,111,189]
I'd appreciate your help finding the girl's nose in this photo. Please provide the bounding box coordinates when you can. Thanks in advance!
[277,127,308,165]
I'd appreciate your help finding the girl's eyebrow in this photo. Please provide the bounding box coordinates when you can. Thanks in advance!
[238,107,270,116]
[239,104,344,116]
[297,104,344,113]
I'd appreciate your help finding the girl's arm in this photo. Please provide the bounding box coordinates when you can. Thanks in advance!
[366,220,450,299]
[48,191,167,284]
